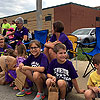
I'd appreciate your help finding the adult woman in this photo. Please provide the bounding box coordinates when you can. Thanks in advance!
[44,21,73,63]
[5,17,28,49]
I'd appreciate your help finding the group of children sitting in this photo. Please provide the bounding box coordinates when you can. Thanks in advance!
[0,39,82,100]
[0,39,100,100]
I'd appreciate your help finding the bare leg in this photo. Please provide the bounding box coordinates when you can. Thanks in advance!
[44,47,51,62]
[84,89,95,100]
[22,70,33,82]
[46,78,52,88]
[33,72,46,92]
[16,67,33,88]
[44,47,57,63]
[57,80,67,99]
[49,48,56,62]
[16,67,33,82]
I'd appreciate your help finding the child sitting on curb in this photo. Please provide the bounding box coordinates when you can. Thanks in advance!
[5,44,27,90]
[46,43,85,100]
[84,53,100,100]
[16,40,49,100]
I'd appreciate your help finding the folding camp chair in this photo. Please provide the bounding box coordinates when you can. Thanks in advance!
[67,34,78,70]
[77,27,100,78]
[34,29,48,51]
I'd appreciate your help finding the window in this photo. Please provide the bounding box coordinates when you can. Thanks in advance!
[96,17,100,21]
[45,16,51,21]
[24,20,27,24]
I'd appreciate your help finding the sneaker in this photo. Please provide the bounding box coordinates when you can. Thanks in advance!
[33,92,45,100]
[16,88,32,97]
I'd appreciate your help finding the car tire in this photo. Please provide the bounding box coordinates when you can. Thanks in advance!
[83,39,90,43]
[83,39,90,47]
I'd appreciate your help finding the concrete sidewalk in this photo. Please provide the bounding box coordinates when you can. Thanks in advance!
[67,60,90,100]
[0,60,93,100]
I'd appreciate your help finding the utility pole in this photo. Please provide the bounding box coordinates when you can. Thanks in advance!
[36,0,42,30]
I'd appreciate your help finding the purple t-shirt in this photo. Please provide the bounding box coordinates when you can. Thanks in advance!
[13,26,28,40]
[47,59,78,87]
[23,53,49,74]
[50,32,73,50]
[16,56,26,67]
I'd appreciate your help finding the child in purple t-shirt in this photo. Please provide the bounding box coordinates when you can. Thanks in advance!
[44,21,73,63]
[46,43,85,100]
[16,40,49,100]
[5,44,27,89]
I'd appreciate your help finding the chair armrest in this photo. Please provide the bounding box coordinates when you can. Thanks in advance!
[76,41,96,46]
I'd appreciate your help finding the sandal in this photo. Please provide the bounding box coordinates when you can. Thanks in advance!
[13,86,18,90]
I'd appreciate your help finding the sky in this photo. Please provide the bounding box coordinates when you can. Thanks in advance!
[0,0,100,18]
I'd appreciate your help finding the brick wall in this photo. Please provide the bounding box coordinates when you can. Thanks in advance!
[54,4,100,34]
[0,8,54,33]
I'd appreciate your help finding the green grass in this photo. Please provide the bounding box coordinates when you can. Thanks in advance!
[77,47,93,61]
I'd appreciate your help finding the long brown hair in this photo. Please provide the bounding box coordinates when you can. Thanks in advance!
[15,44,27,58]
[4,48,17,58]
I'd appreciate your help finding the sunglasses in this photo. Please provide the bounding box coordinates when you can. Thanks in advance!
[30,47,39,50]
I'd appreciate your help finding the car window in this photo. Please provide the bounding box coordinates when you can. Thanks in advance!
[72,29,92,35]
[90,29,96,35]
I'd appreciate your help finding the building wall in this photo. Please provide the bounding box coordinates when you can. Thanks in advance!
[71,4,100,32]
[54,4,100,34]
[54,4,71,34]
[0,8,54,33]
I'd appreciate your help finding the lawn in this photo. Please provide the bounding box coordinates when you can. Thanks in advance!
[77,47,93,61]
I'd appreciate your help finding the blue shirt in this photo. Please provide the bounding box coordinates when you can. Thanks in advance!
[13,26,28,40]
[50,32,73,50]
[47,59,78,87]
[23,53,49,74]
